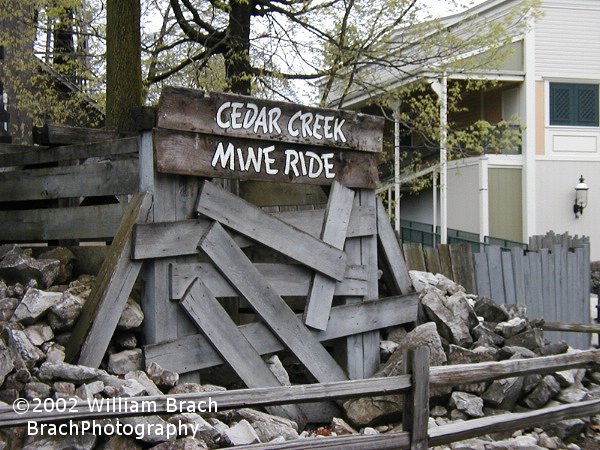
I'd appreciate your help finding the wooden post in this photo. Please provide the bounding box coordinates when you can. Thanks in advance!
[303,181,355,330]
[403,346,430,450]
[139,130,202,382]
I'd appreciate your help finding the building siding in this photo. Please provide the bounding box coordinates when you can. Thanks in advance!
[535,0,600,78]
[489,167,522,242]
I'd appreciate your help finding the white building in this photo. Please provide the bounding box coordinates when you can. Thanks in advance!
[334,0,600,260]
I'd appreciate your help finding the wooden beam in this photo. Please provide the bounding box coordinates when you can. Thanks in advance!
[449,244,476,294]
[0,137,137,167]
[196,181,346,281]
[403,243,426,272]
[540,321,600,334]
[235,433,412,449]
[304,182,355,330]
[429,400,600,447]
[198,222,348,382]
[0,159,138,202]
[0,375,412,427]
[157,87,384,153]
[0,203,127,242]
[403,347,430,450]
[170,263,367,300]
[376,198,413,295]
[180,278,307,426]
[131,205,375,260]
[66,192,152,366]
[145,293,419,373]
[429,349,600,386]
[154,128,380,189]
[33,124,135,145]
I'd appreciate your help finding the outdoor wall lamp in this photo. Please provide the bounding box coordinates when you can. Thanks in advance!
[574,175,589,218]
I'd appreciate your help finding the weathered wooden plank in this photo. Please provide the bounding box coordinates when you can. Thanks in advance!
[376,198,413,295]
[473,252,491,298]
[0,143,49,154]
[438,245,453,280]
[170,263,368,299]
[33,124,135,145]
[0,159,138,202]
[403,243,426,272]
[199,222,348,382]
[132,205,375,259]
[403,347,430,450]
[540,321,600,333]
[511,246,526,305]
[429,400,600,447]
[235,432,411,449]
[359,190,381,378]
[275,205,376,239]
[449,244,476,294]
[341,197,365,380]
[430,349,600,386]
[145,293,419,374]
[423,247,442,276]
[529,252,543,320]
[133,220,214,259]
[501,251,516,305]
[304,182,355,330]
[195,180,346,281]
[0,137,137,167]
[0,203,127,242]
[180,278,307,426]
[487,246,505,304]
[0,375,413,428]
[154,128,380,189]
[156,87,384,153]
[540,249,555,321]
[66,192,152,366]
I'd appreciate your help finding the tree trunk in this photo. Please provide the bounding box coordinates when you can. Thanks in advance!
[105,0,142,131]
[225,0,252,95]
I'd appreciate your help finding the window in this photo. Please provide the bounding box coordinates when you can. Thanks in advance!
[549,83,599,127]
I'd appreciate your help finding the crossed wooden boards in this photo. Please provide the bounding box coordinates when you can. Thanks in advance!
[67,180,416,425]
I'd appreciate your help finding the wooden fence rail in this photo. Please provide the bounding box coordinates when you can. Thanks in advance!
[0,134,139,243]
[0,349,598,449]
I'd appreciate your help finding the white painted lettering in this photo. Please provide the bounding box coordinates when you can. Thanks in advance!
[230,102,244,129]
[313,114,324,139]
[242,146,263,172]
[254,108,268,133]
[306,151,323,178]
[211,142,235,170]
[333,118,346,142]
[216,102,231,129]
[284,149,300,177]
[323,116,333,139]
[269,108,282,134]
[288,110,301,137]
[242,103,258,129]
[322,153,335,178]
[300,113,313,137]
[299,151,307,175]
[263,145,278,174]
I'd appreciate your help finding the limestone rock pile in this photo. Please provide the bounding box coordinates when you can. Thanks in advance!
[343,270,600,449]
[0,244,311,449]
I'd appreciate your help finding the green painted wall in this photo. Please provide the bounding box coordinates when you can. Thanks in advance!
[489,167,523,242]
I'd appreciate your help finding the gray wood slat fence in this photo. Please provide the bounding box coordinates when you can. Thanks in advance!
[473,232,591,349]
[0,136,139,243]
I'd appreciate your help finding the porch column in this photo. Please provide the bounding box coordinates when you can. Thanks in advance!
[391,100,401,233]
[431,74,448,244]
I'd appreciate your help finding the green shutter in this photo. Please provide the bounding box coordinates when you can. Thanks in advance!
[550,83,599,127]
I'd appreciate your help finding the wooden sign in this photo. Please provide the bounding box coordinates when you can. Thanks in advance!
[157,87,384,152]
[154,129,379,189]
[154,87,383,188]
